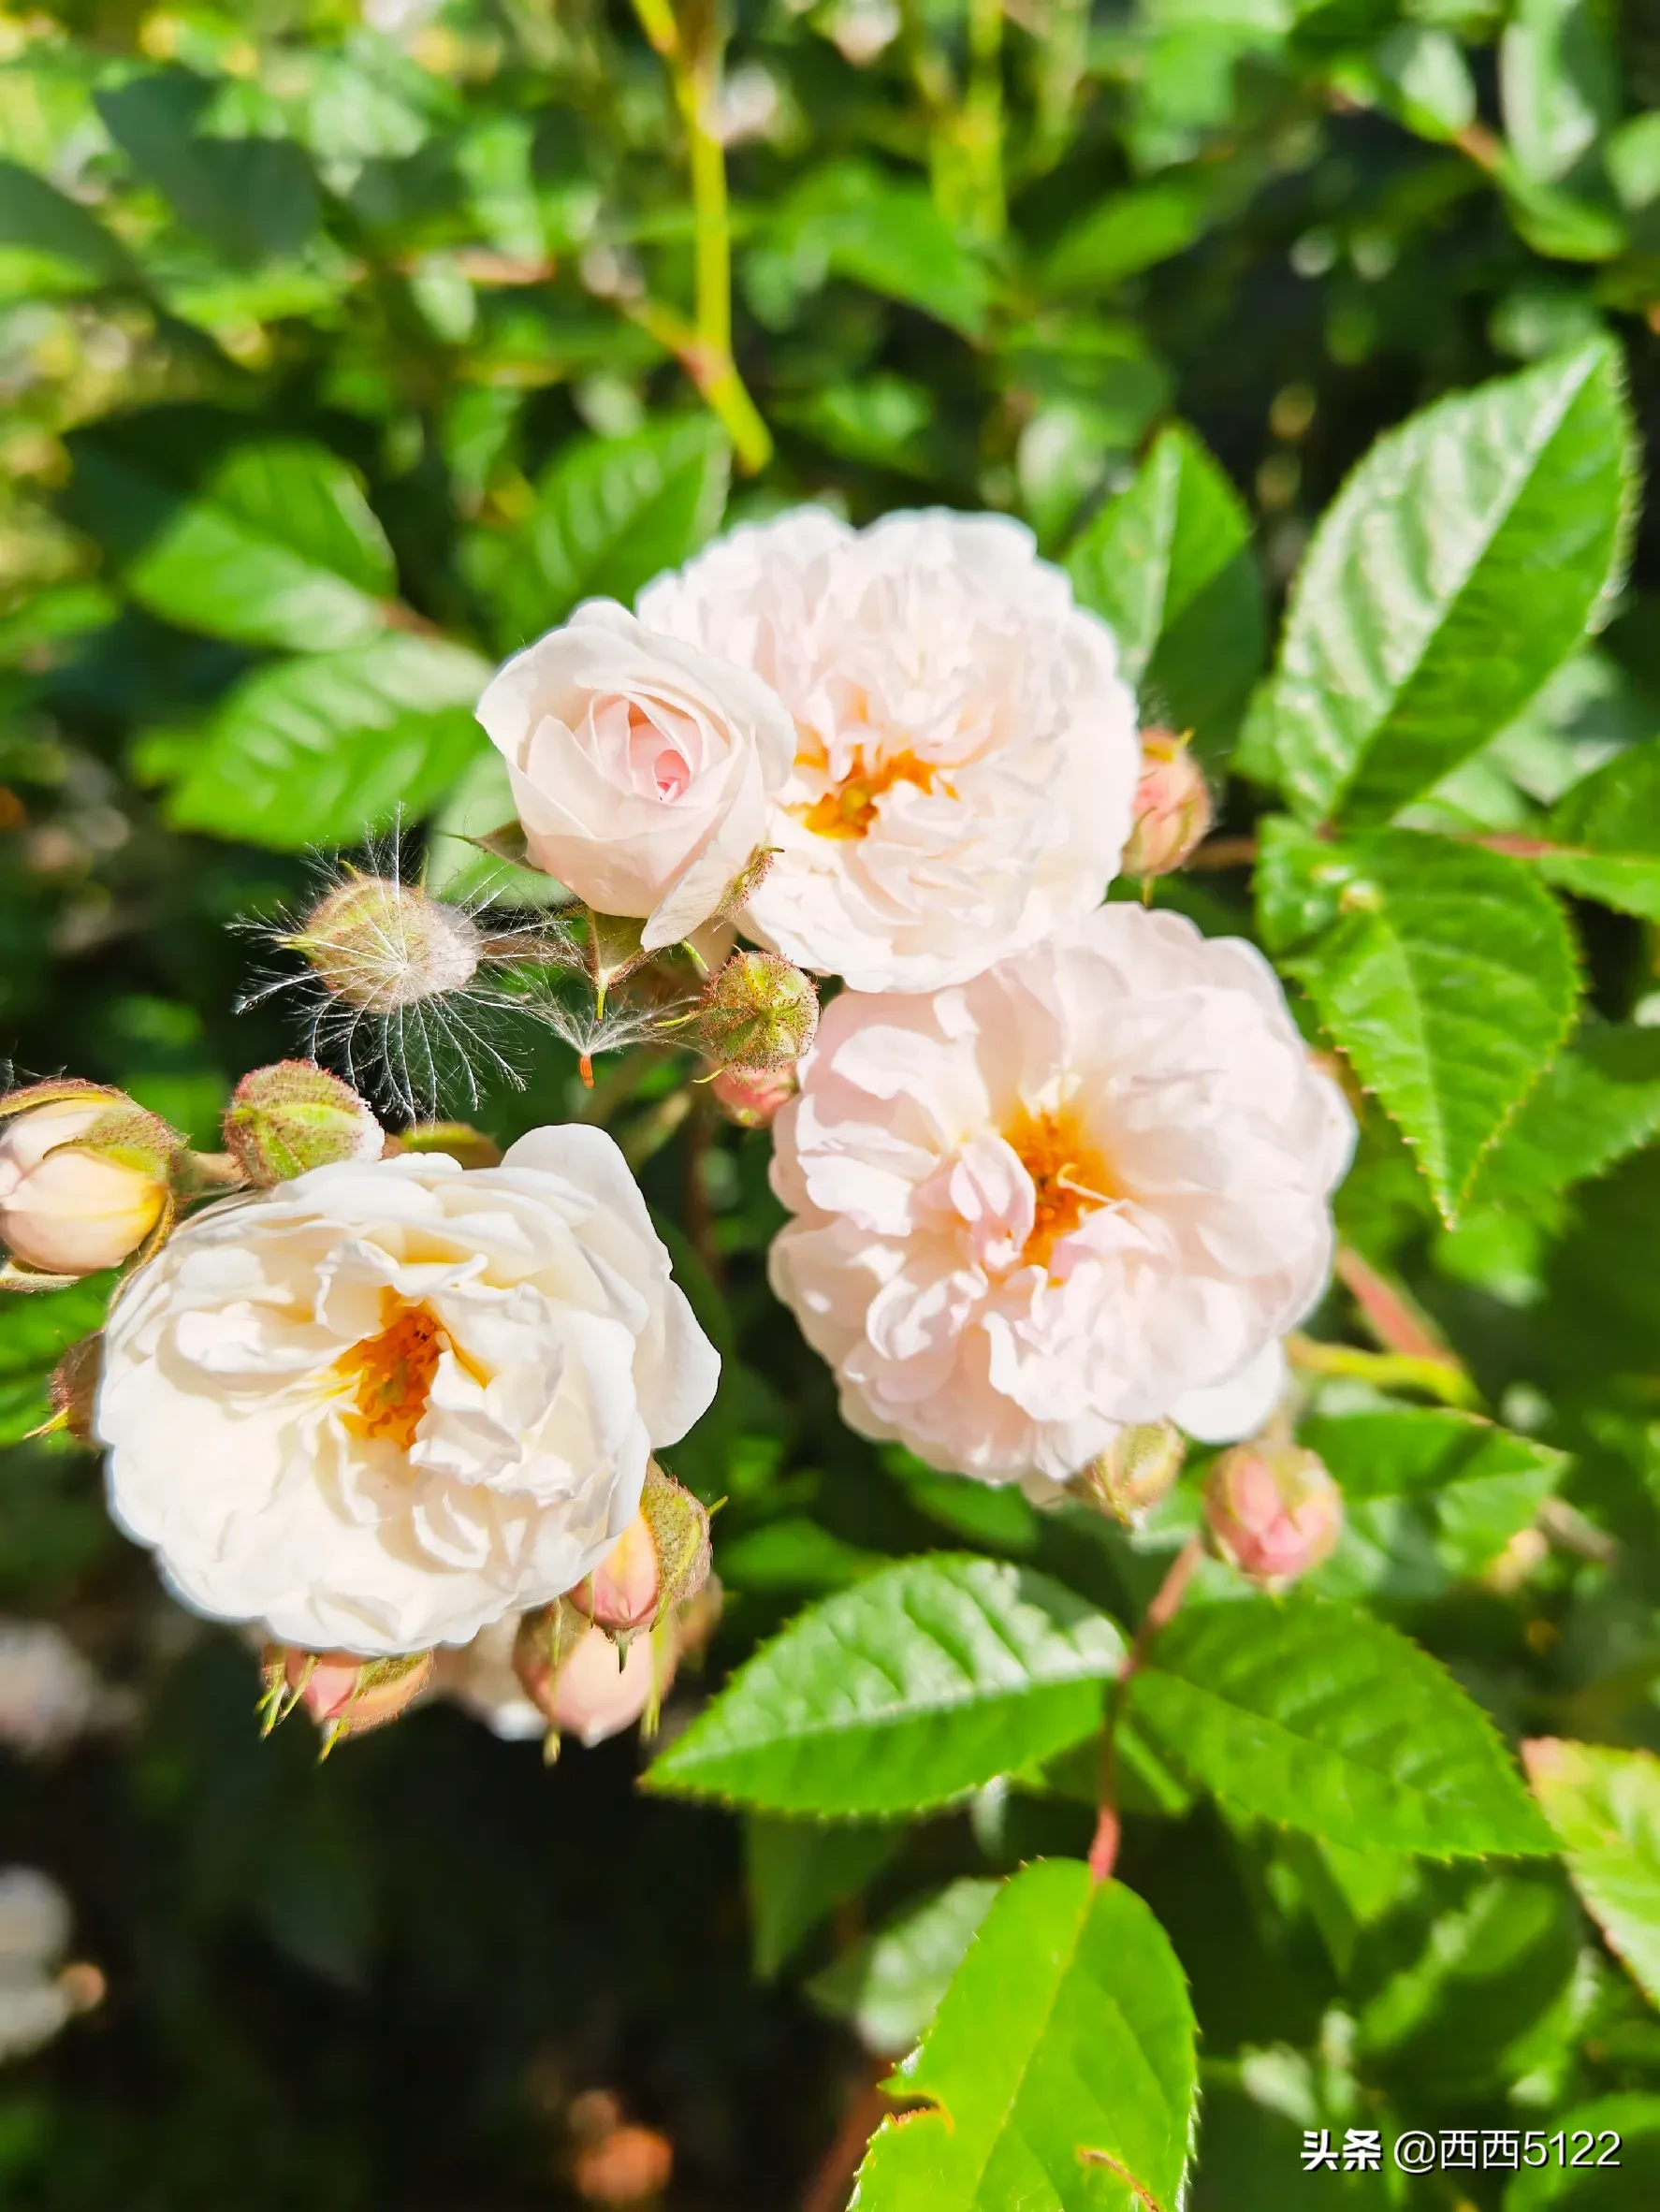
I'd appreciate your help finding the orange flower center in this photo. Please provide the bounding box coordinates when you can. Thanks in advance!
[1005,1107,1117,1270]
[796,748,940,839]
[336,1299,444,1450]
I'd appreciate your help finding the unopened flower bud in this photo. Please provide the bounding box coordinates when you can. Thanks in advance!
[391,1122,503,1171]
[1123,731,1212,879]
[284,872,481,1011]
[1204,1441,1342,1589]
[710,1064,795,1129]
[572,1464,711,1636]
[697,951,818,1073]
[0,1084,176,1278]
[514,1602,663,1751]
[259,1645,433,1753]
[224,1062,384,1186]
[1073,1421,1187,1526]
[47,1333,101,1444]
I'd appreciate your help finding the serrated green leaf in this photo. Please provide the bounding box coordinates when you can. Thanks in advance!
[745,1817,905,1979]
[1066,423,1264,763]
[1526,1739,1660,2007]
[1286,830,1580,1223]
[1129,1595,1554,1857]
[1303,1405,1565,1585]
[852,1863,1197,2212]
[1536,741,1660,921]
[491,417,728,648]
[1265,341,1633,824]
[78,442,398,652]
[167,634,489,849]
[810,1879,999,2056]
[646,1556,1126,1819]
[1470,1023,1660,1204]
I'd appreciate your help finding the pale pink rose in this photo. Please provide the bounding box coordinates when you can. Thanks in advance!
[767,906,1353,1485]
[637,509,1140,993]
[475,601,794,951]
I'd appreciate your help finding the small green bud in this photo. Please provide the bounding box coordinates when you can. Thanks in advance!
[697,951,819,1073]
[285,873,482,1011]
[1072,1421,1187,1527]
[224,1063,384,1186]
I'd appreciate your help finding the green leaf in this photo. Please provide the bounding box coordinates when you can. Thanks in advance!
[1501,0,1620,185]
[0,155,130,284]
[1536,741,1660,922]
[97,69,318,266]
[167,634,489,849]
[775,162,991,337]
[810,1879,999,2057]
[852,1862,1197,2212]
[1043,174,1214,293]
[1285,830,1580,1223]
[1303,1406,1566,1584]
[78,442,397,653]
[1502,2093,1660,2209]
[1129,1595,1555,1857]
[1066,423,1265,763]
[745,1817,905,1979]
[1525,1739,1660,2007]
[646,1556,1126,1820]
[496,417,729,647]
[1470,1023,1660,1203]
[1265,341,1634,824]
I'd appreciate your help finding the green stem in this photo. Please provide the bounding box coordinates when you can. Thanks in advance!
[963,0,1006,240]
[1031,0,1090,175]
[1285,1332,1481,1411]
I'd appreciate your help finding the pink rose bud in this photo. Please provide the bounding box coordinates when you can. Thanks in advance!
[0,1084,176,1278]
[284,873,482,1011]
[570,1464,710,1636]
[224,1062,384,1186]
[259,1645,434,1753]
[697,951,819,1073]
[515,1605,669,1751]
[710,1064,795,1129]
[1122,730,1212,879]
[1204,1441,1342,1589]
[1073,1420,1187,1527]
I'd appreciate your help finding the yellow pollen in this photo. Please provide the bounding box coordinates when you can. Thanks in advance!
[1005,1107,1117,1271]
[337,1298,444,1451]
[796,748,940,839]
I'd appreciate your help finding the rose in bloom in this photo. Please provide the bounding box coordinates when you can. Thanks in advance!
[768,906,1354,1485]
[95,1128,720,1654]
[637,508,1140,993]
[475,600,794,950]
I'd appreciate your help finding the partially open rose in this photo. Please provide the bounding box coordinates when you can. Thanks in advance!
[475,600,794,950]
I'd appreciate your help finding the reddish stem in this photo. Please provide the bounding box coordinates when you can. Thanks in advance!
[1089,1536,1203,1885]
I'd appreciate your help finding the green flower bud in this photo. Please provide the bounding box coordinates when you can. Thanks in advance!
[284,873,482,1011]
[1072,1421,1187,1526]
[697,951,819,1073]
[224,1063,385,1186]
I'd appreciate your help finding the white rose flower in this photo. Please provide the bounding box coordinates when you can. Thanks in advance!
[95,1128,721,1655]
[637,507,1140,992]
[768,906,1354,1485]
[475,599,794,950]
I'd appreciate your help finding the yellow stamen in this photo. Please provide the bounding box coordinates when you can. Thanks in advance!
[336,1297,444,1450]
[1004,1106,1117,1271]
[795,748,940,839]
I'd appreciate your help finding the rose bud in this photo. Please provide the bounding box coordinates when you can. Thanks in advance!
[259,1645,434,1754]
[1204,1440,1342,1589]
[1123,730,1212,880]
[697,950,818,1073]
[284,872,482,1011]
[514,1603,665,1753]
[224,1062,384,1186]
[1072,1420,1187,1527]
[571,1463,711,1638]
[0,1084,176,1279]
[710,1064,795,1130]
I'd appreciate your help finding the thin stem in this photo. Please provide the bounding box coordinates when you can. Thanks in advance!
[1285,1332,1480,1410]
[1088,1535,1204,1884]
[962,0,1006,240]
[1031,0,1090,175]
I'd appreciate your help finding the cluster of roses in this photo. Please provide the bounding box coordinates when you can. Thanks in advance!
[0,506,1352,1755]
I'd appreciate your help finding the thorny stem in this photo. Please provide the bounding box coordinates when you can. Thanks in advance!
[1088,1535,1204,1884]
[626,0,773,473]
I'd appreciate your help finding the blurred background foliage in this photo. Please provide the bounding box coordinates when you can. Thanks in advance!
[2,0,1660,2206]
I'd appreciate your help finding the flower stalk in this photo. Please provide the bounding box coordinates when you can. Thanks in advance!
[1088,1535,1204,1885]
